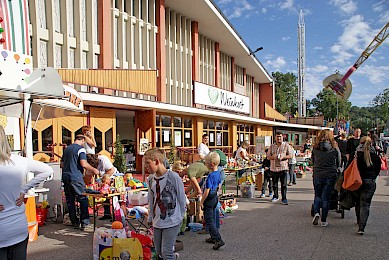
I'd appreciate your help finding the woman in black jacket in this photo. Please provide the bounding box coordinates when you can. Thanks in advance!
[311,129,341,227]
[354,136,381,235]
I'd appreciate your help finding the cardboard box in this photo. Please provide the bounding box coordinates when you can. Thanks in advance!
[256,173,263,191]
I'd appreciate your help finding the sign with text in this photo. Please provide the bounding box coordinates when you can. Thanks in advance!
[193,81,250,114]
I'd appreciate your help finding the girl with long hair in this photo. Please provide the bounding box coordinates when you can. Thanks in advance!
[311,129,341,227]
[0,126,53,259]
[354,136,381,235]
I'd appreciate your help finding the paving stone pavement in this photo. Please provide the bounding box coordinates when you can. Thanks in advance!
[27,171,389,260]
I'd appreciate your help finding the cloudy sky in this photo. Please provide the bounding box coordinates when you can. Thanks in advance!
[215,0,389,107]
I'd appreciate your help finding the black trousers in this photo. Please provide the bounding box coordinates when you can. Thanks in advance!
[0,235,28,260]
[271,170,288,200]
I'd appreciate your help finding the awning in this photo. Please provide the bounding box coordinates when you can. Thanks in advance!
[31,85,88,120]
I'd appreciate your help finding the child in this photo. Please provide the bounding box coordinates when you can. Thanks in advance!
[260,148,273,197]
[145,148,186,260]
[172,162,189,236]
[100,174,112,195]
[200,152,225,250]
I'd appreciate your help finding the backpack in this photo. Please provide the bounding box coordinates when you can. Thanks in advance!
[213,149,227,166]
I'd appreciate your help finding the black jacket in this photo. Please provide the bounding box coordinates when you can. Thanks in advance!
[356,145,381,180]
[312,141,341,179]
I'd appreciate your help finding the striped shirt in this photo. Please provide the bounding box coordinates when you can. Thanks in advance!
[268,142,292,172]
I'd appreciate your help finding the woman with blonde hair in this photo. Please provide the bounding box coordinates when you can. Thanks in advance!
[0,126,53,259]
[311,129,341,227]
[354,136,381,235]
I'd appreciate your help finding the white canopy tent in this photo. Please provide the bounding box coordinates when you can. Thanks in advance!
[0,50,88,157]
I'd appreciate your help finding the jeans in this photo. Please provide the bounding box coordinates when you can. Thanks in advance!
[261,171,273,195]
[154,223,180,260]
[288,164,296,184]
[0,235,28,260]
[271,170,288,200]
[203,192,222,242]
[63,180,89,225]
[354,179,376,230]
[313,177,336,222]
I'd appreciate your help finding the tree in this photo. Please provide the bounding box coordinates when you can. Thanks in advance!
[272,72,298,115]
[113,135,127,174]
[370,87,389,125]
[310,88,351,120]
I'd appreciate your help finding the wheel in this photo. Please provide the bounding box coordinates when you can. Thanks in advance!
[310,204,314,217]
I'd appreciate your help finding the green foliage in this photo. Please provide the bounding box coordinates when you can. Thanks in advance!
[113,135,127,174]
[310,88,351,120]
[167,139,177,164]
[272,72,298,115]
[370,87,389,123]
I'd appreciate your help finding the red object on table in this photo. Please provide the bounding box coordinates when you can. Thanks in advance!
[36,208,48,227]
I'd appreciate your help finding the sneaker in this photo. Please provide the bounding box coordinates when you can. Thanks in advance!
[260,193,266,198]
[205,237,215,244]
[268,193,273,197]
[282,199,288,205]
[321,222,328,227]
[213,240,225,250]
[287,183,292,186]
[292,182,297,185]
[99,215,112,220]
[312,213,320,225]
[73,223,80,229]
[358,229,364,235]
[178,231,185,236]
[271,197,279,202]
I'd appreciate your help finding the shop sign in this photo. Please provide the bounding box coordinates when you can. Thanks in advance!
[193,81,250,114]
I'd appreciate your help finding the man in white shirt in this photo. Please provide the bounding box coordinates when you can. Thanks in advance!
[198,134,210,160]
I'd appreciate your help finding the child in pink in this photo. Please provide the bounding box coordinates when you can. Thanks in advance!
[100,174,111,195]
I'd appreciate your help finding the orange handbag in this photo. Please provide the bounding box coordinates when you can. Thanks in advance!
[342,158,362,191]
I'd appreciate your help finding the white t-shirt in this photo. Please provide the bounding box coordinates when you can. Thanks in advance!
[98,154,117,176]
[84,142,95,154]
[235,147,248,160]
[198,143,210,158]
[0,154,53,248]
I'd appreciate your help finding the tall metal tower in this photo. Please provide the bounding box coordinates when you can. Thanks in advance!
[298,10,306,117]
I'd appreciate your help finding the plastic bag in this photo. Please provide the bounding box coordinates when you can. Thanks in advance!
[112,237,143,260]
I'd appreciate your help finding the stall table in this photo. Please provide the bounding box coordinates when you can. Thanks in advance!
[223,164,262,196]
[83,188,148,230]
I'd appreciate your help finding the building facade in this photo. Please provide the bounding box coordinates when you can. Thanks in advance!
[1,0,323,169]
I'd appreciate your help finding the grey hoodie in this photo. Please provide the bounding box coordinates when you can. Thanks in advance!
[312,141,341,178]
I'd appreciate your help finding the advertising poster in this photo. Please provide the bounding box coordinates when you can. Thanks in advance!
[174,131,182,146]
[255,136,265,154]
[139,138,149,155]
[216,132,222,146]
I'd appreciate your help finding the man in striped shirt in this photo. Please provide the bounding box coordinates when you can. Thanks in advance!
[266,132,293,205]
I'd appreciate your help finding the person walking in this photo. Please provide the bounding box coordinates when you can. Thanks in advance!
[288,141,297,186]
[354,136,381,235]
[0,125,53,260]
[266,132,293,205]
[346,128,361,165]
[145,148,186,259]
[311,129,341,227]
[336,132,348,170]
[61,134,99,230]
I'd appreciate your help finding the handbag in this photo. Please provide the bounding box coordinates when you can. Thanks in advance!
[342,158,362,191]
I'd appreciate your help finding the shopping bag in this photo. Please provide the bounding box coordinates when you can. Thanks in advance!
[380,156,388,170]
[112,237,143,260]
[92,228,113,260]
[342,158,362,191]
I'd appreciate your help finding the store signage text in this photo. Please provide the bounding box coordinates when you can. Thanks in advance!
[194,81,250,114]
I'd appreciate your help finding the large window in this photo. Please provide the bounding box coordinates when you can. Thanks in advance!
[203,119,229,148]
[156,115,193,148]
[237,123,254,146]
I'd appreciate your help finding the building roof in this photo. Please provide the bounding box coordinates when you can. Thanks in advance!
[165,0,273,84]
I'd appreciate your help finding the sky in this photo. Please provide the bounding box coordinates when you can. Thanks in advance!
[215,0,389,107]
